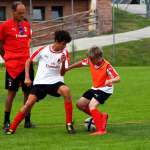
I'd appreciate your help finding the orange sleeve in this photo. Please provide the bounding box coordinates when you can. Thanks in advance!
[81,58,89,66]
[107,64,119,78]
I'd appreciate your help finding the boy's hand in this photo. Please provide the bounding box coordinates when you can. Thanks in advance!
[61,53,66,63]
[24,78,32,87]
[105,80,112,86]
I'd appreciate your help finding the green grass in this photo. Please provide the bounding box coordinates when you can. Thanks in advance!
[0,66,150,150]
[70,38,150,66]
[114,8,150,33]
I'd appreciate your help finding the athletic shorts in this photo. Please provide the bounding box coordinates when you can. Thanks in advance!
[82,89,112,104]
[5,64,34,92]
[30,82,65,101]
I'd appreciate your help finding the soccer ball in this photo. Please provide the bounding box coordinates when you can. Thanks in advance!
[84,117,96,132]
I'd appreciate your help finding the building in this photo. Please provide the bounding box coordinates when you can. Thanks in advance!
[0,0,112,46]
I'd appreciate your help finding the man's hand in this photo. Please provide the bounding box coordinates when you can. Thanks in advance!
[24,78,32,87]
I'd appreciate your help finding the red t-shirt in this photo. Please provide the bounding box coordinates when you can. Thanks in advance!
[0,19,31,79]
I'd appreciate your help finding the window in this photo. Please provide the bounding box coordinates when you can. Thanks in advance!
[51,6,63,20]
[131,0,140,4]
[33,7,45,21]
[0,7,6,21]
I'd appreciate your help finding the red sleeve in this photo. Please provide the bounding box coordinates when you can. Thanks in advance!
[107,64,119,78]
[30,46,45,61]
[81,58,89,66]
[65,49,70,65]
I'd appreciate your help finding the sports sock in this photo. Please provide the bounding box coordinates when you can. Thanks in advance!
[25,113,31,123]
[4,112,10,123]
[90,108,103,131]
[84,107,91,115]
[10,111,25,131]
[64,99,73,124]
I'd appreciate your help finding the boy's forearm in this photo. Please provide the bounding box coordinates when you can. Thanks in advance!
[60,61,66,76]
[68,61,83,71]
[111,76,120,84]
[25,58,32,79]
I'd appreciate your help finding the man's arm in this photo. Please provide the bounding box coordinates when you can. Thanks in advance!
[0,41,4,58]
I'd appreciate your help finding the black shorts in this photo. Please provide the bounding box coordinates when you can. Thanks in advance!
[30,82,65,101]
[82,89,112,104]
[5,64,34,92]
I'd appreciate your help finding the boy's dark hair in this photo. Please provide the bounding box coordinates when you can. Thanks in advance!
[87,46,103,59]
[55,30,72,43]
[12,1,23,11]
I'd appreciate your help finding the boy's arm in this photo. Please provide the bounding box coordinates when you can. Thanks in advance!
[66,58,89,72]
[105,65,120,86]
[60,53,66,76]
[66,61,84,71]
[105,76,120,86]
[24,58,33,87]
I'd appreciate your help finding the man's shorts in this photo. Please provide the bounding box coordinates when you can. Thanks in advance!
[30,82,65,101]
[82,89,112,104]
[5,64,34,92]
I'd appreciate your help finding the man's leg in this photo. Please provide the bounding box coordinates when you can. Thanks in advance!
[58,85,75,134]
[3,90,16,130]
[6,94,37,134]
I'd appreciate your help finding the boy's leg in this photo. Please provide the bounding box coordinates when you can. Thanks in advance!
[76,97,91,115]
[6,94,37,134]
[23,92,35,128]
[21,67,34,128]
[89,98,106,135]
[57,85,75,134]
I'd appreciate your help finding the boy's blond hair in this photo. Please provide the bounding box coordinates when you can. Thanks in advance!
[87,46,103,59]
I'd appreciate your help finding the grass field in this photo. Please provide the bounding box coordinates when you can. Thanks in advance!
[0,66,150,150]
[70,38,150,66]
[114,8,150,33]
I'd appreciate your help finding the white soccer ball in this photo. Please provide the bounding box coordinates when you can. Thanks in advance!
[84,117,96,131]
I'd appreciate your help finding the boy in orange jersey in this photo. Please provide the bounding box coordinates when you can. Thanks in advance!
[66,46,120,135]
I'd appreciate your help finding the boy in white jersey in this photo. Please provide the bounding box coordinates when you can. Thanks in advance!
[6,30,75,135]
[66,46,120,135]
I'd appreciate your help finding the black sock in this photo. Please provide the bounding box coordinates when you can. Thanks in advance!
[25,113,31,123]
[4,112,10,123]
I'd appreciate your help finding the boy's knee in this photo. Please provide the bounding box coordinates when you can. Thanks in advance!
[76,101,85,110]
[59,86,71,97]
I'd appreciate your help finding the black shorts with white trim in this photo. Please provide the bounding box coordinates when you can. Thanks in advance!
[30,82,65,101]
[82,89,112,104]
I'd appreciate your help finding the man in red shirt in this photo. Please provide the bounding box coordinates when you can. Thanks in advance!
[0,1,34,131]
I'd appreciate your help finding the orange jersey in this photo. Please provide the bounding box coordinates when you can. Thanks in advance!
[82,58,119,89]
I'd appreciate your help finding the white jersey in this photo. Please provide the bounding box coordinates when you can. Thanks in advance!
[30,45,70,85]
